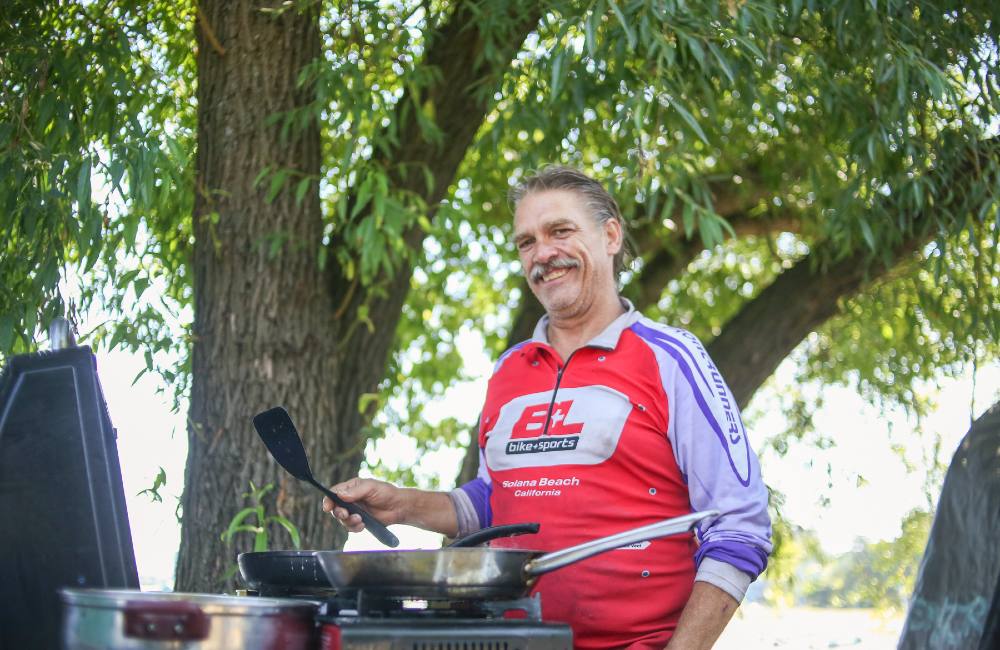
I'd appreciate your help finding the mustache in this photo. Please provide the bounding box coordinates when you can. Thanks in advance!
[530,258,580,282]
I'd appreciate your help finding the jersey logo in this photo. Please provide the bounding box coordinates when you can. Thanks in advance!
[485,386,631,469]
[510,400,584,439]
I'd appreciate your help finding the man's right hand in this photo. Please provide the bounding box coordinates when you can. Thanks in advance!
[323,477,407,533]
[322,477,460,538]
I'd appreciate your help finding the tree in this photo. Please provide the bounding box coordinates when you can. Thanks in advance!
[3,1,998,592]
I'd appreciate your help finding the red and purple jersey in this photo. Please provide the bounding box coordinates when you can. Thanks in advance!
[451,303,772,649]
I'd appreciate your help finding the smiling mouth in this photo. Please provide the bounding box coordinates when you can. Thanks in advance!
[539,268,571,283]
[531,259,579,284]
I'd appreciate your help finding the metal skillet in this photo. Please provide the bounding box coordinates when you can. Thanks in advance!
[238,523,541,591]
[315,510,718,600]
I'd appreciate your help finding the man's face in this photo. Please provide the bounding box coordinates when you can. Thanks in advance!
[513,189,622,319]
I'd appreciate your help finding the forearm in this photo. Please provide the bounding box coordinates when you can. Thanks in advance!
[398,488,459,537]
[666,581,739,650]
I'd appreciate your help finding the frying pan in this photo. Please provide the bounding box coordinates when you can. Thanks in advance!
[315,510,717,600]
[238,523,541,592]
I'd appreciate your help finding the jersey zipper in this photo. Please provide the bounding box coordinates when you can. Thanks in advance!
[540,350,577,437]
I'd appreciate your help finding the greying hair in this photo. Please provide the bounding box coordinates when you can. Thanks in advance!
[508,165,632,276]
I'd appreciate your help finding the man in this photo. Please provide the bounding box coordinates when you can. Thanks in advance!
[324,166,772,649]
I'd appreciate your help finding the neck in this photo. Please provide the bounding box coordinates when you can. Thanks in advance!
[546,291,625,360]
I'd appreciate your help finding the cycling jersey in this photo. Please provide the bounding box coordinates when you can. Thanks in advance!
[450,302,772,649]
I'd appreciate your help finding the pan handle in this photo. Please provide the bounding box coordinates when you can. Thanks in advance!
[448,523,541,548]
[524,510,719,577]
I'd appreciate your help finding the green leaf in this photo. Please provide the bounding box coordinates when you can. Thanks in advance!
[124,216,139,250]
[358,391,381,414]
[550,49,565,98]
[352,175,374,219]
[253,165,273,187]
[266,169,288,203]
[584,8,599,58]
[859,220,876,250]
[683,34,705,69]
[708,43,735,84]
[269,515,302,549]
[222,506,260,542]
[76,157,92,208]
[666,97,709,145]
[294,177,311,206]
[110,158,125,190]
[608,0,636,49]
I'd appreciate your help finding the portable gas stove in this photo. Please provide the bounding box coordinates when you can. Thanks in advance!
[248,586,572,650]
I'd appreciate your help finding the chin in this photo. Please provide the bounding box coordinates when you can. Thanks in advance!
[538,294,583,316]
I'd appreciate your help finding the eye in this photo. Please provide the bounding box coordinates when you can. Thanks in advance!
[516,238,533,251]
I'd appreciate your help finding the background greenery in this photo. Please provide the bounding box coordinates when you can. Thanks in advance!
[2,0,998,598]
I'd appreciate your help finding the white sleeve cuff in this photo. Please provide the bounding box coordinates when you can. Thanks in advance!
[448,488,482,538]
[695,557,753,602]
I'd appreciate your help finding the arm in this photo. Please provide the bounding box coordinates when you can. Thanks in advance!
[666,582,739,650]
[323,477,459,538]
[633,322,772,641]
[638,322,772,580]
[326,422,495,539]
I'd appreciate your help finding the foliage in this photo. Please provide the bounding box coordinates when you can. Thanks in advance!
[137,466,168,503]
[137,464,183,523]
[221,482,302,553]
[0,0,196,400]
[2,0,999,557]
[382,0,1000,456]
[775,509,934,611]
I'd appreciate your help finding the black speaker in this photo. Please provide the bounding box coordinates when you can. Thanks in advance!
[0,346,139,650]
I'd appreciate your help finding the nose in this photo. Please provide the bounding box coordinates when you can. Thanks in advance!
[532,238,559,265]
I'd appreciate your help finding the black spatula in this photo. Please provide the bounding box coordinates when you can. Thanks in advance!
[252,406,400,548]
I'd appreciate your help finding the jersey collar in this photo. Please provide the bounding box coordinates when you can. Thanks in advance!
[530,298,642,351]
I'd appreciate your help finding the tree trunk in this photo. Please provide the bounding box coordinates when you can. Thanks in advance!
[177,0,543,592]
[176,0,333,592]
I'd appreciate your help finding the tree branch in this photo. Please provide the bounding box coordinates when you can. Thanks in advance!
[709,136,999,408]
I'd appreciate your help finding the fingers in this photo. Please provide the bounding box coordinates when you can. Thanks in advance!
[323,477,377,533]
[331,506,365,532]
[324,495,365,531]
[321,479,361,515]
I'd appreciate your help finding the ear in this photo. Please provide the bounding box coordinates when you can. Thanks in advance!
[603,217,623,256]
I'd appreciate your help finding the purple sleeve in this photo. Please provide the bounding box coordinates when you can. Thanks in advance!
[632,321,773,579]
[456,449,492,530]
[459,478,492,530]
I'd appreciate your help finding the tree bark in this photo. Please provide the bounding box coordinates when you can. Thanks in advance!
[177,0,543,592]
[177,0,329,593]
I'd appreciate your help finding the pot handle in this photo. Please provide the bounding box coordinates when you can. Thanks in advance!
[123,601,211,641]
[448,523,541,548]
[524,510,719,577]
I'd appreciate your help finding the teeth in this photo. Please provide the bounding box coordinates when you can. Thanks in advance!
[541,268,569,282]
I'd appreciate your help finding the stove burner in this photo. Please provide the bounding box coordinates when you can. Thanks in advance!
[241,588,572,648]
[320,590,544,621]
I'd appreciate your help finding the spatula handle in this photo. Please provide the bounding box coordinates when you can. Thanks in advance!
[316,480,400,548]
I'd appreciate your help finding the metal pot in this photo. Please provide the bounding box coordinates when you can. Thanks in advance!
[316,510,717,600]
[60,589,318,650]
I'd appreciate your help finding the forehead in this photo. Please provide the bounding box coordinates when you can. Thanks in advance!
[513,189,593,234]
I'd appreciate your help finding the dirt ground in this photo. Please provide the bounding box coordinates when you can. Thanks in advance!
[715,603,904,649]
